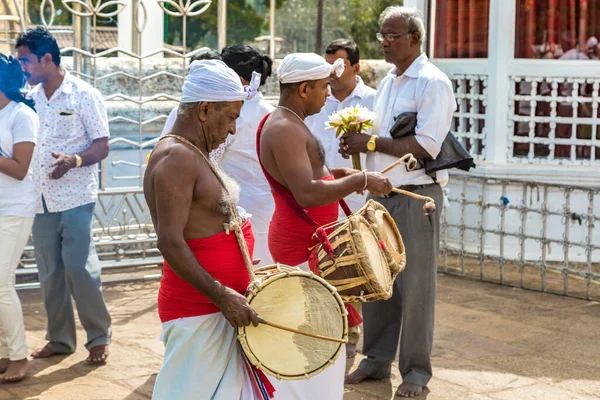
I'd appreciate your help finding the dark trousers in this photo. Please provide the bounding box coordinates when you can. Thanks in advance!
[32,200,111,353]
[358,184,443,387]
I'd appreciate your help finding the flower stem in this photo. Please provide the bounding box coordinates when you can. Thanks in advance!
[352,154,362,170]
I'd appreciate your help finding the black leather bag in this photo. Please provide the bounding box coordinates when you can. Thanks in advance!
[389,112,476,181]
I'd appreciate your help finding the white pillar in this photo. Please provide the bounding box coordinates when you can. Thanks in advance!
[269,0,275,59]
[484,0,516,163]
[117,0,133,56]
[403,0,427,53]
[218,0,227,51]
[139,0,164,56]
[118,0,164,57]
[402,0,426,11]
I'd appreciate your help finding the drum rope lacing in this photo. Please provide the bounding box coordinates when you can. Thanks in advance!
[311,216,385,300]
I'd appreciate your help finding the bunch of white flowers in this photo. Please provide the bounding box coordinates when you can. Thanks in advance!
[325,104,376,170]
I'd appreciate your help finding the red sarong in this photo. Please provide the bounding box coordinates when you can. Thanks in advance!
[158,220,254,323]
[256,114,362,327]
[157,220,275,399]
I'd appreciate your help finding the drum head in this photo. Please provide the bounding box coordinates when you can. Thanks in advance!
[241,271,346,380]
[360,200,405,267]
[354,217,391,292]
[377,210,404,257]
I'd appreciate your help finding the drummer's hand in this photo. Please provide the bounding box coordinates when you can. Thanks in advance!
[365,172,393,197]
[216,287,260,328]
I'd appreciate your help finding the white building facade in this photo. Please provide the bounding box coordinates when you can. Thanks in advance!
[409,0,599,298]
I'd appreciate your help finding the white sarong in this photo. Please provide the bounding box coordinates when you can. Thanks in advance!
[267,261,346,400]
[152,313,260,400]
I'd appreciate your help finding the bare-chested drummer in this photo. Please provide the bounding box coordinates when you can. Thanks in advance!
[257,53,393,400]
[144,60,274,400]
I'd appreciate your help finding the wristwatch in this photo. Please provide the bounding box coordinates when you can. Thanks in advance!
[74,154,83,168]
[367,135,377,152]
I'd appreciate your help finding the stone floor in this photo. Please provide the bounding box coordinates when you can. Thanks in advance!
[1,273,599,400]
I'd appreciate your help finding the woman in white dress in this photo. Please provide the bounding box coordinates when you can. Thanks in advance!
[0,53,39,382]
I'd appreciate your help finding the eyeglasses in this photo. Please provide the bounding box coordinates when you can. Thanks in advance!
[376,32,413,42]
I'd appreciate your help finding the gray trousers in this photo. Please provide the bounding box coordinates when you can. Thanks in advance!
[32,199,111,354]
[359,184,443,387]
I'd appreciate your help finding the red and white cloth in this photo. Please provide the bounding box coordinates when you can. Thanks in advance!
[155,221,274,400]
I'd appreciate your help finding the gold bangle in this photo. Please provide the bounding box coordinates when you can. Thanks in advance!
[74,154,83,168]
[361,169,368,190]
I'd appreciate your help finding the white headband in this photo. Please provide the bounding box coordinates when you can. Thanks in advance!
[277,52,345,84]
[181,59,261,103]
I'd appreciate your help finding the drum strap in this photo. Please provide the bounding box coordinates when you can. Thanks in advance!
[255,113,352,226]
[160,134,256,281]
[256,117,364,328]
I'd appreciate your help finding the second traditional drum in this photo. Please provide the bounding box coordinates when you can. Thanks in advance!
[357,199,406,278]
[310,213,393,302]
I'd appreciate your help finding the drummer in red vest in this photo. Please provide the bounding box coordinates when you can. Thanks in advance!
[256,52,393,400]
[144,59,274,400]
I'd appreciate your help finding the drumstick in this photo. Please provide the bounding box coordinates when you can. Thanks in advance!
[257,318,347,344]
[391,188,434,203]
[391,188,436,216]
[380,154,419,174]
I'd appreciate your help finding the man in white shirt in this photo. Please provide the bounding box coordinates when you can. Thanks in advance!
[342,7,456,398]
[305,39,376,213]
[304,39,376,359]
[219,45,276,266]
[16,27,112,364]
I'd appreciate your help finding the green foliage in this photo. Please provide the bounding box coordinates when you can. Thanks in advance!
[342,0,403,59]
[263,0,287,10]
[26,0,118,27]
[164,0,265,50]
[224,1,266,45]
[273,0,401,58]
[274,0,349,54]
[27,0,72,26]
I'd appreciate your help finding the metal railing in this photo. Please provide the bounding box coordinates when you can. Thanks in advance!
[440,172,600,300]
[16,173,600,302]
[6,1,202,286]
[18,188,162,289]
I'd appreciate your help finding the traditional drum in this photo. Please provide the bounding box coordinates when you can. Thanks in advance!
[311,214,393,303]
[357,199,406,278]
[238,264,347,380]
